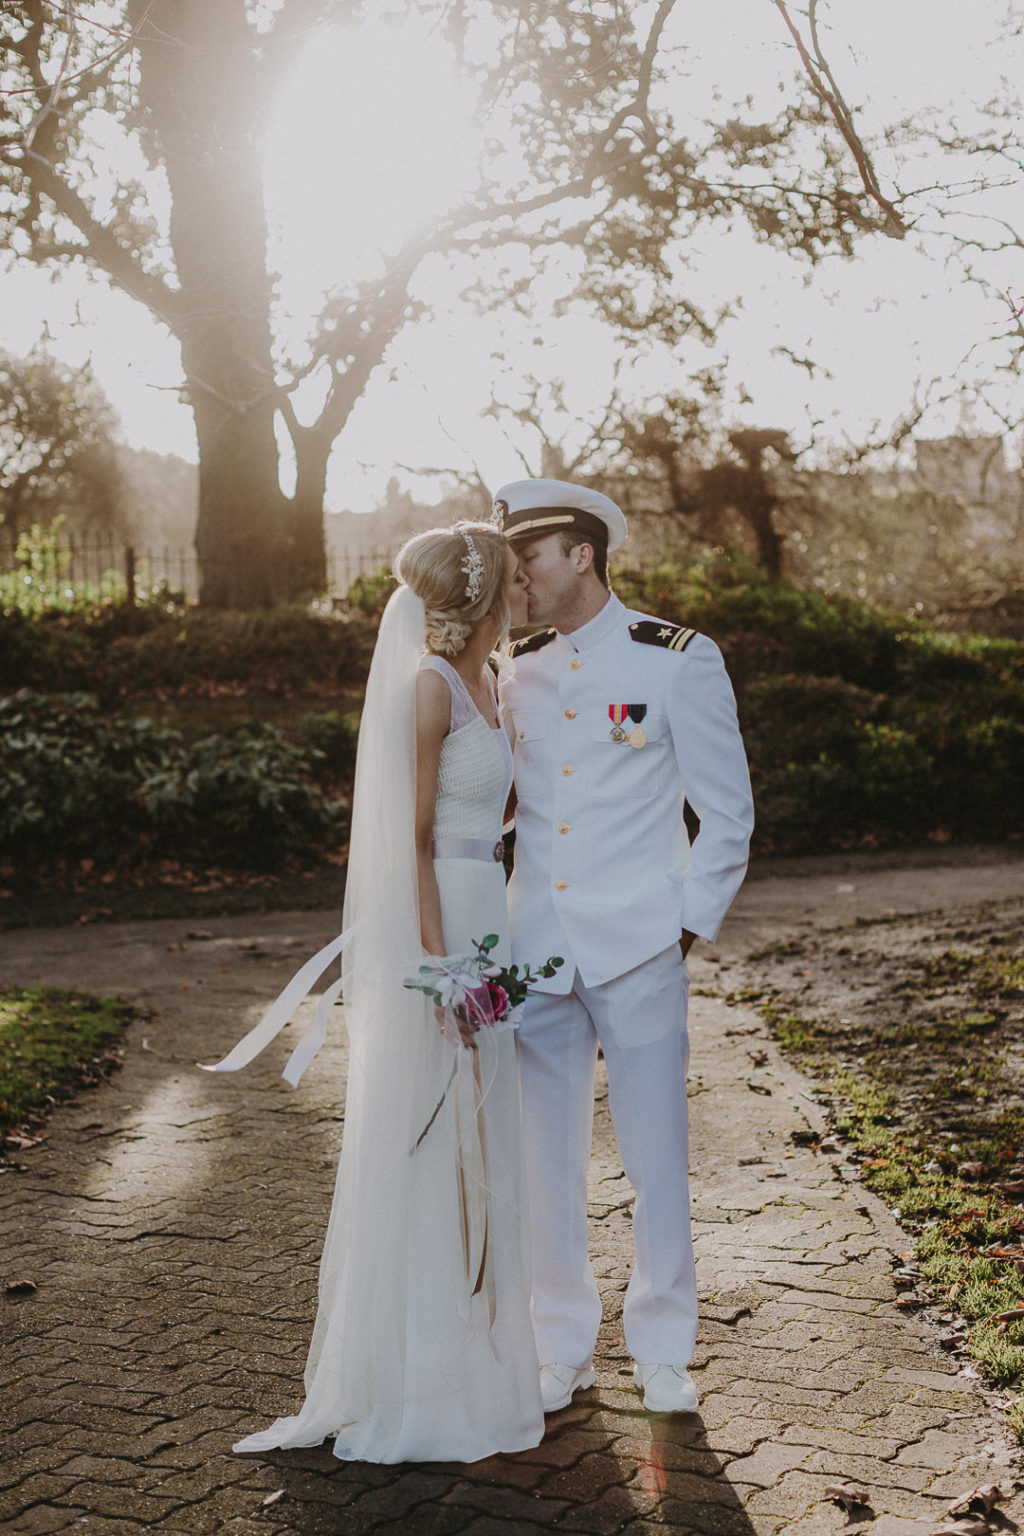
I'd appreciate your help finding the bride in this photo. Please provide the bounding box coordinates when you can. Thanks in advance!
[205,522,543,1464]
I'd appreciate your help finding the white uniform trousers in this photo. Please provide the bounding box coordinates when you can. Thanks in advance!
[516,944,696,1369]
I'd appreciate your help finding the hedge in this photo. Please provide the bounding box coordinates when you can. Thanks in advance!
[2,559,1022,869]
[0,691,344,869]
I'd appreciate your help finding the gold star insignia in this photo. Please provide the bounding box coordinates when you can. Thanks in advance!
[657,627,673,639]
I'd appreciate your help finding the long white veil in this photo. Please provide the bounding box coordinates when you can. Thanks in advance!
[287,582,433,1449]
[220,584,446,1453]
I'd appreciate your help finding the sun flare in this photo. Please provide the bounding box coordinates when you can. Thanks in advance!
[263,14,483,320]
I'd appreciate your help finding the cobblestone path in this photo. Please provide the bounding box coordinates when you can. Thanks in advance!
[3,852,1024,1534]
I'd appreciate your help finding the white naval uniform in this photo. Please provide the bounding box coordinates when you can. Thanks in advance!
[500,591,754,1370]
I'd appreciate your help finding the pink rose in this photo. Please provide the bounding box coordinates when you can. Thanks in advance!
[484,979,509,1020]
[463,979,509,1027]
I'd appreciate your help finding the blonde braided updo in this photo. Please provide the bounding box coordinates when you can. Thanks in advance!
[394,522,510,657]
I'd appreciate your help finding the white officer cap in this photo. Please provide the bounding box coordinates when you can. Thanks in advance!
[492,478,628,553]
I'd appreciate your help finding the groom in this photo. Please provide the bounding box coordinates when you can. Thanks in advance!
[496,478,754,1415]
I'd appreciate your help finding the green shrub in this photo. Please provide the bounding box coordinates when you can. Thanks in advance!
[0,690,178,859]
[741,671,999,852]
[0,519,125,615]
[140,725,341,866]
[3,558,1023,863]
[926,711,1024,840]
[0,605,379,701]
[0,691,343,871]
[342,568,397,618]
[299,708,362,782]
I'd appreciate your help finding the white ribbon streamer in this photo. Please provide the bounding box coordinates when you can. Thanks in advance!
[198,929,350,1083]
[282,976,343,1087]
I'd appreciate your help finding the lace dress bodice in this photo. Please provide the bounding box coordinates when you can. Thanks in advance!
[420,655,513,842]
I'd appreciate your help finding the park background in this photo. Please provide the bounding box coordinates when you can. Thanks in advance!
[2,2,1024,1504]
[2,0,1024,912]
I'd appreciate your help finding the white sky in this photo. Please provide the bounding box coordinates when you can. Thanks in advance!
[1,0,1021,514]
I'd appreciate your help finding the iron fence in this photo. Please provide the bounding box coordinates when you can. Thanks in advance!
[0,532,393,607]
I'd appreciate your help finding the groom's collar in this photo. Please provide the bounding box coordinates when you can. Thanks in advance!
[557,592,625,654]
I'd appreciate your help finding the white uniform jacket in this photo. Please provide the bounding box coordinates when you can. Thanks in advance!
[500,593,754,993]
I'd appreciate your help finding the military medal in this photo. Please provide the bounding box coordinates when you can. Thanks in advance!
[608,704,629,743]
[626,704,647,749]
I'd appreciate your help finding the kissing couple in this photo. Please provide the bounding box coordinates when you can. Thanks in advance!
[206,477,754,1462]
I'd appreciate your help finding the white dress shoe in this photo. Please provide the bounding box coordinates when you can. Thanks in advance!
[632,1363,699,1413]
[539,1362,597,1412]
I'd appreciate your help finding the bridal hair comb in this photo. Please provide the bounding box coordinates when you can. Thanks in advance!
[459,530,485,601]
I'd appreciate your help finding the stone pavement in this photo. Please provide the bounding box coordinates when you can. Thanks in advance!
[3,849,1024,1535]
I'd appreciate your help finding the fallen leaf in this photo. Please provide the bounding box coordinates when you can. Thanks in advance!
[824,1482,869,1511]
[892,1267,923,1287]
[995,1177,1024,1196]
[186,929,214,940]
[261,1490,285,1507]
[747,1049,769,1066]
[4,1279,37,1296]
[988,1307,1024,1327]
[957,1162,985,1180]
[76,907,113,925]
[947,1483,1006,1517]
[747,1081,772,1096]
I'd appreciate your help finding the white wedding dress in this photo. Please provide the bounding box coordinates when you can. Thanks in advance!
[231,632,543,1465]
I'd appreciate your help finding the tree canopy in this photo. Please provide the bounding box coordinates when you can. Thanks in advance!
[0,0,907,605]
[0,348,124,542]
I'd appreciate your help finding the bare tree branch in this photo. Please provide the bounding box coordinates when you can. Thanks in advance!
[772,0,907,238]
[10,150,181,328]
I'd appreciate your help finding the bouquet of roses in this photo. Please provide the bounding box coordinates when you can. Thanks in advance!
[404,935,563,1151]
[405,933,563,1036]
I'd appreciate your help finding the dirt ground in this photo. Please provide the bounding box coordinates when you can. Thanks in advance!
[718,843,1024,1197]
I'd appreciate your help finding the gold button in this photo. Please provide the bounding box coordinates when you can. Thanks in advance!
[570,658,582,670]
[518,730,525,739]
[555,879,568,891]
[558,823,570,835]
[561,764,573,777]
[564,708,576,720]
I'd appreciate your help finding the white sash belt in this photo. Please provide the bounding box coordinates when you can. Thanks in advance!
[432,836,505,863]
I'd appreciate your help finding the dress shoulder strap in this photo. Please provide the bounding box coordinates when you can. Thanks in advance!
[418,654,478,731]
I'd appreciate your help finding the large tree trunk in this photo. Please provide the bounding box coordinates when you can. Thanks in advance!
[134,1,293,608]
[287,428,332,595]
[189,386,291,608]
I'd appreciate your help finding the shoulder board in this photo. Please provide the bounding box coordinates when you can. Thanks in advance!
[629,620,699,653]
[510,629,557,658]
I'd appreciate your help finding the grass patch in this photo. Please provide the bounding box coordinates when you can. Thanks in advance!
[0,985,133,1132]
[748,932,1024,1438]
[823,1072,1024,1402]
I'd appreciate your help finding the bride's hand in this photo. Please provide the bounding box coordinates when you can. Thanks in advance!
[435,1001,478,1050]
